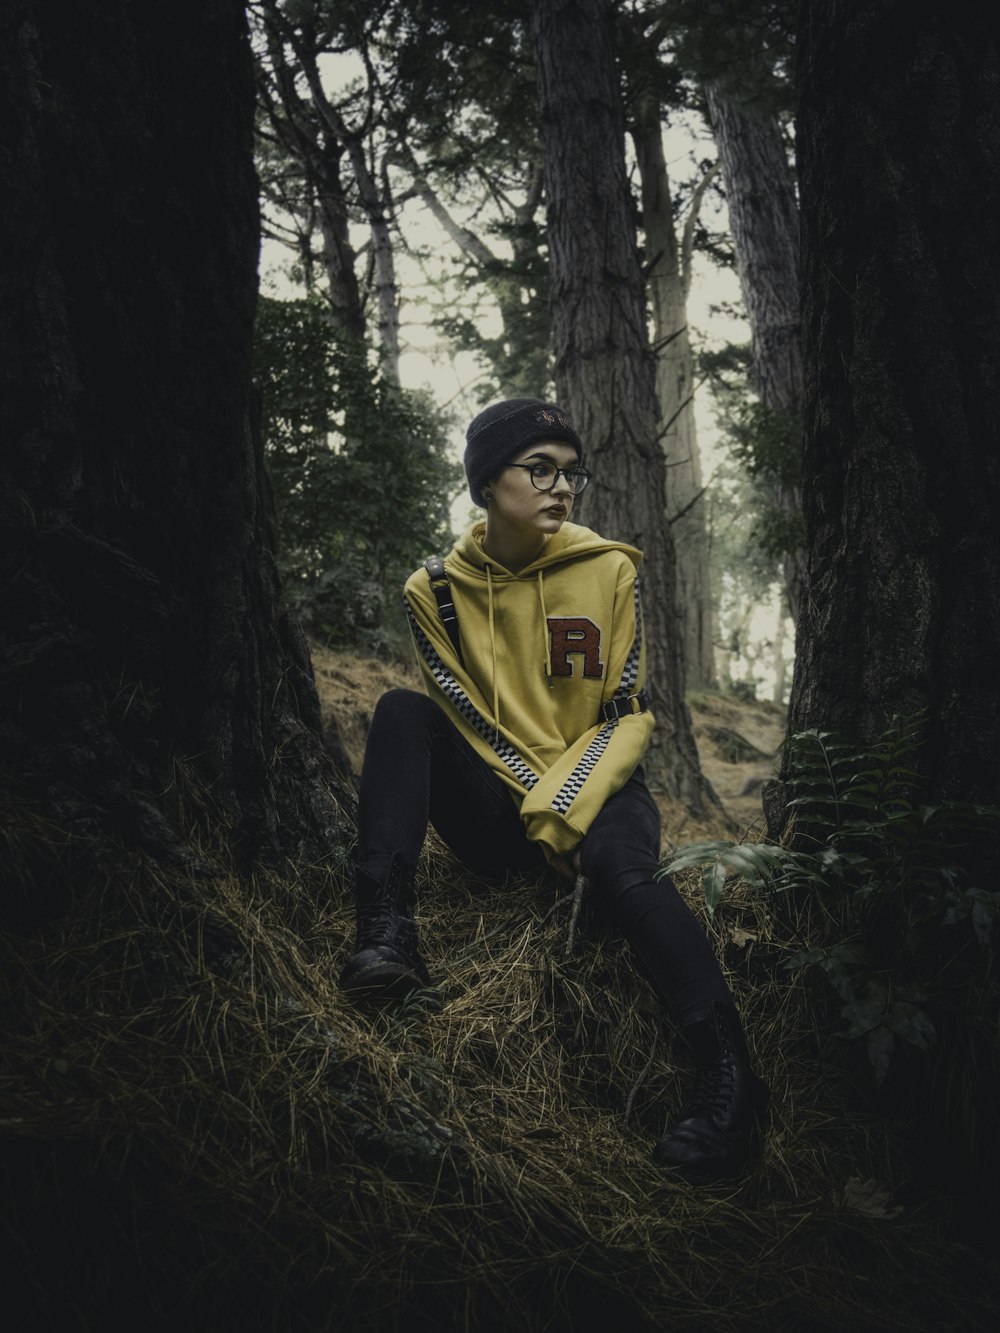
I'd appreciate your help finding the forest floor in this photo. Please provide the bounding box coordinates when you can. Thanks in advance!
[6,648,997,1332]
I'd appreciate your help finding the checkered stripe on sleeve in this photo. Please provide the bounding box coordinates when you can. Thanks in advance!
[616,575,644,695]
[549,722,617,815]
[405,597,539,791]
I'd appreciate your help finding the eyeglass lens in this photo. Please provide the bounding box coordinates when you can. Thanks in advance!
[529,463,589,494]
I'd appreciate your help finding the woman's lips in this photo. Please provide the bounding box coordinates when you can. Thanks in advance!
[543,504,567,516]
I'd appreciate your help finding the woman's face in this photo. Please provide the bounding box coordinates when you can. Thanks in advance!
[486,440,580,539]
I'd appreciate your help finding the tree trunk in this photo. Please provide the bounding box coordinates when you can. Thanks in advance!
[531,0,718,815]
[256,3,403,373]
[705,78,807,624]
[0,0,341,893]
[296,54,403,383]
[316,167,368,345]
[790,0,1000,808]
[771,596,789,707]
[632,90,716,690]
[257,14,368,346]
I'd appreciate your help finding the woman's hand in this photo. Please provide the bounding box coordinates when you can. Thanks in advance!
[550,848,583,883]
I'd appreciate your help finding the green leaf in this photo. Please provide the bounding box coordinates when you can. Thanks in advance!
[842,988,887,1038]
[661,841,735,875]
[884,1002,934,1051]
[703,861,727,916]
[867,1025,895,1086]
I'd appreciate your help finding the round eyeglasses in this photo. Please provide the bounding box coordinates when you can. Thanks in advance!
[505,461,592,495]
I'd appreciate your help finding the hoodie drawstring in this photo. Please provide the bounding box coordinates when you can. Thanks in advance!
[486,564,500,742]
[537,569,553,687]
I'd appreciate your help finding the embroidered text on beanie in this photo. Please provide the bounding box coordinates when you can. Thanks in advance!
[464,398,584,508]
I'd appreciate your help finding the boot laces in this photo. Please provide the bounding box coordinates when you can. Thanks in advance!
[679,1058,737,1122]
[358,900,399,945]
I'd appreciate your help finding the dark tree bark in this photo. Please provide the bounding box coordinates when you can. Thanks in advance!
[705,77,807,624]
[790,0,1000,808]
[531,0,719,814]
[0,0,341,891]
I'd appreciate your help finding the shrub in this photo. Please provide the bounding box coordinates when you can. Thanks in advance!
[253,297,461,652]
[663,715,1000,1088]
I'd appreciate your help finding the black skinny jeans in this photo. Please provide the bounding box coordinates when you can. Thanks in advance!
[356,688,732,1027]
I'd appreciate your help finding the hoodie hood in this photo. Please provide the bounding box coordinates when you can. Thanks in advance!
[451,521,643,579]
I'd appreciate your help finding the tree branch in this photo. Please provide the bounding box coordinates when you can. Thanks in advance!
[681,160,721,295]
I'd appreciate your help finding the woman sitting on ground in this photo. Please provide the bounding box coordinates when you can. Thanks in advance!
[340,397,767,1184]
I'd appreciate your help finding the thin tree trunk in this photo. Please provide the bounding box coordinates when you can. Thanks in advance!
[316,173,368,343]
[257,23,367,343]
[705,78,807,624]
[632,90,716,690]
[0,0,342,896]
[771,595,788,706]
[321,116,401,381]
[532,0,719,815]
[790,0,1000,808]
[257,1,401,375]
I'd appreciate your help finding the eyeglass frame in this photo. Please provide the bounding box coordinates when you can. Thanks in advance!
[504,461,593,495]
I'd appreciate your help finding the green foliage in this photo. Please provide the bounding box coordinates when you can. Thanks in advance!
[726,400,803,559]
[700,342,803,564]
[657,0,796,116]
[384,0,537,170]
[664,715,1000,1086]
[699,343,789,695]
[253,296,461,651]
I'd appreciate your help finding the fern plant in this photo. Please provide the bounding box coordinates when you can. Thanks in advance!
[663,715,1000,1084]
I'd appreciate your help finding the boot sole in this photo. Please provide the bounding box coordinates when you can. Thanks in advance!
[340,960,429,998]
[652,1087,769,1184]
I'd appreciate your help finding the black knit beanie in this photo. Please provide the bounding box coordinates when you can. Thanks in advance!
[464,398,584,508]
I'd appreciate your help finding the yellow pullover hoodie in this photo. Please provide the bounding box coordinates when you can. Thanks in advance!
[402,521,655,861]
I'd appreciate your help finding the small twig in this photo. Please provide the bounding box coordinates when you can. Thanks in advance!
[541,891,577,925]
[563,873,588,961]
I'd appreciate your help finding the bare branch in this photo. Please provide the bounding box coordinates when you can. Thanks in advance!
[681,161,721,295]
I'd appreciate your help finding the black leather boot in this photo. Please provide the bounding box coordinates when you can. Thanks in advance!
[339,854,431,996]
[652,1001,768,1184]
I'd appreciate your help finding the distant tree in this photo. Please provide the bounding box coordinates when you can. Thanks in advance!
[704,75,805,622]
[386,0,553,401]
[252,0,404,378]
[0,0,339,886]
[622,16,719,690]
[655,0,805,622]
[408,158,552,402]
[532,0,717,812]
[789,1,1000,813]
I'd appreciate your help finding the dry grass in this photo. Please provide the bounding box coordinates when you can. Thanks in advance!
[3,781,998,1332]
[2,656,993,1328]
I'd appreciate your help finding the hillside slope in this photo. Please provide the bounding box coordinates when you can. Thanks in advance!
[309,643,786,842]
